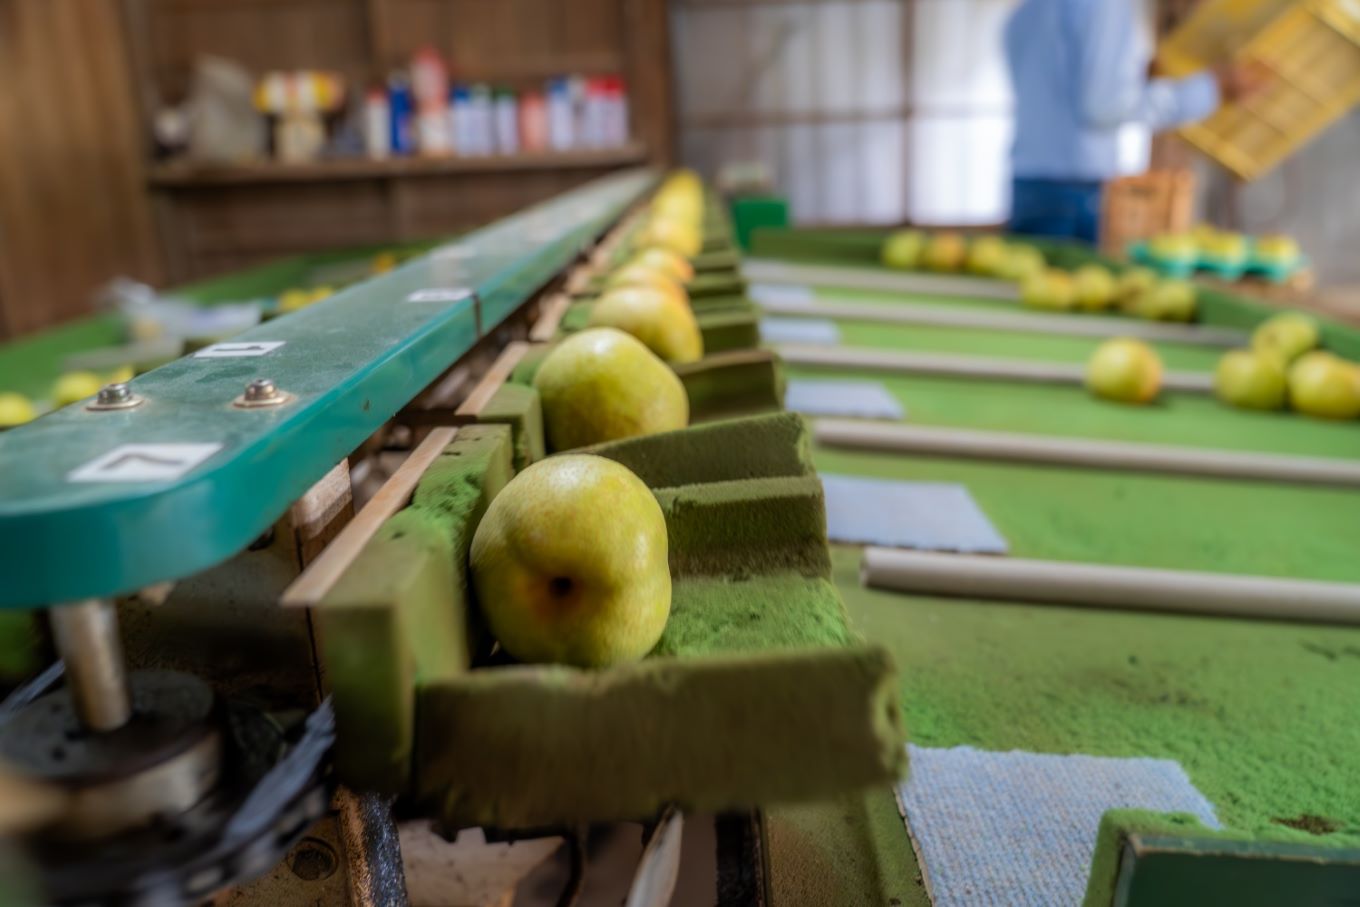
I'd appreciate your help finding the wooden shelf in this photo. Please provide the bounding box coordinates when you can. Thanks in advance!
[148,143,649,188]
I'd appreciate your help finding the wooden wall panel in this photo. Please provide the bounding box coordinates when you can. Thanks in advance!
[145,0,369,101]
[0,0,162,338]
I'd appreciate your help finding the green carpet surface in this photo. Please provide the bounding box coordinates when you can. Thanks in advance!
[790,364,1360,461]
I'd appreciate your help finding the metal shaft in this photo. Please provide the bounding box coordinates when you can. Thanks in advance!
[49,599,131,732]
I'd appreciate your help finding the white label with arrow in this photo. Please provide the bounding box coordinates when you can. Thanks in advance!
[68,443,223,483]
[194,341,286,358]
[405,288,473,304]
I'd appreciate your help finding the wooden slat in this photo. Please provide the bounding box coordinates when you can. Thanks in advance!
[455,342,533,418]
[529,294,573,342]
[281,427,458,608]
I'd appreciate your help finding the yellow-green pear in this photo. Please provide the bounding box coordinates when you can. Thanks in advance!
[1252,313,1319,364]
[625,247,695,284]
[998,245,1046,282]
[1287,351,1360,420]
[1213,350,1287,411]
[51,372,103,408]
[587,286,703,364]
[0,393,36,428]
[965,235,1009,276]
[470,455,671,668]
[921,232,968,272]
[880,230,926,270]
[534,328,689,451]
[1073,264,1117,311]
[1086,338,1162,404]
[1021,269,1077,311]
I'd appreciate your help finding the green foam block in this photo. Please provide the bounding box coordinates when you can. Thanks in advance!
[418,643,903,830]
[676,350,786,423]
[582,410,811,488]
[317,424,514,793]
[656,475,831,579]
[475,382,546,468]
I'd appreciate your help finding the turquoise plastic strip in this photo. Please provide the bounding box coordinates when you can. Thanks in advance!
[0,169,654,607]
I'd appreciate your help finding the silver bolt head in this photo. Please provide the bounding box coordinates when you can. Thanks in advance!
[96,383,133,405]
[244,378,279,402]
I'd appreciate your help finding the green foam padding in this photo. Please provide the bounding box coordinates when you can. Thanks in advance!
[678,350,786,422]
[651,572,851,657]
[582,410,811,488]
[475,382,546,468]
[655,476,831,579]
[696,308,761,353]
[692,248,743,272]
[417,643,903,830]
[1084,810,1360,907]
[557,300,759,355]
[318,424,514,793]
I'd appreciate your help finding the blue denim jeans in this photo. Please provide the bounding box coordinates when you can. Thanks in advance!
[1009,178,1104,245]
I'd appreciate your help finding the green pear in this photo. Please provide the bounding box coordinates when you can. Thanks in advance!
[0,393,36,428]
[1252,313,1319,364]
[534,328,689,451]
[588,286,703,364]
[1021,269,1077,311]
[1287,351,1360,420]
[470,455,671,667]
[999,245,1046,282]
[966,235,1009,276]
[1073,265,1117,311]
[1213,350,1287,411]
[1129,280,1196,322]
[1115,268,1158,310]
[880,230,926,270]
[1086,338,1162,404]
[921,233,968,272]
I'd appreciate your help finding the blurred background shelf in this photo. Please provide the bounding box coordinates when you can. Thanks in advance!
[147,144,650,187]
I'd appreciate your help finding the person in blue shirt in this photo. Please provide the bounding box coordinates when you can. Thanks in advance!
[1004,0,1265,243]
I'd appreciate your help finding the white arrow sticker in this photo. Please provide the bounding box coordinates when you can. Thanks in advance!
[68,443,223,483]
[194,341,286,358]
[405,288,473,304]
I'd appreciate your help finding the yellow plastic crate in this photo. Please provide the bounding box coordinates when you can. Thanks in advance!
[1159,0,1360,180]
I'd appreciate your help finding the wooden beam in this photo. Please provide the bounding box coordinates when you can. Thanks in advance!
[781,345,1215,393]
[814,419,1360,488]
[861,547,1360,625]
[281,427,458,608]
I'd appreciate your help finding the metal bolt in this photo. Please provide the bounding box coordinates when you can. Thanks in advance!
[244,379,279,403]
[49,599,131,732]
[233,378,291,409]
[97,383,132,406]
[86,382,143,411]
[288,838,338,882]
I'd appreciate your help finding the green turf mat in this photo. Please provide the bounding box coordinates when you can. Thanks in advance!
[787,365,1360,461]
[829,317,1226,372]
[813,447,1360,583]
[832,546,1360,843]
[0,316,125,399]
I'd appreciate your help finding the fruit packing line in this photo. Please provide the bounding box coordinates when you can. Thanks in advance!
[754,296,1249,348]
[0,169,708,905]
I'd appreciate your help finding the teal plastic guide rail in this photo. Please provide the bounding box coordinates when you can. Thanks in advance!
[0,169,655,607]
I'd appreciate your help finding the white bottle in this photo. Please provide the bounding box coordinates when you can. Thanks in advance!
[364,89,391,159]
[494,89,519,155]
